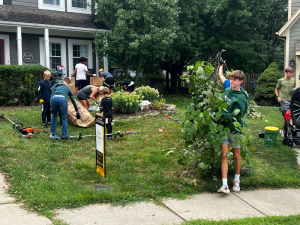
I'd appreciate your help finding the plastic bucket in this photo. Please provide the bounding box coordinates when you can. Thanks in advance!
[264,126,279,147]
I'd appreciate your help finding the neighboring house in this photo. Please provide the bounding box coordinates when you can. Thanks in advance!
[0,1,109,76]
[277,0,300,87]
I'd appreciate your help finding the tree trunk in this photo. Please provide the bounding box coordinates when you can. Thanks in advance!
[165,70,170,91]
[170,70,178,93]
[124,52,130,78]
[135,54,143,83]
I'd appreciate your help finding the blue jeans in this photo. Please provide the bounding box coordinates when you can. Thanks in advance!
[50,96,68,138]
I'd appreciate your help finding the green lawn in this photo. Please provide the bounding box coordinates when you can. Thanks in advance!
[0,95,300,222]
[184,214,300,225]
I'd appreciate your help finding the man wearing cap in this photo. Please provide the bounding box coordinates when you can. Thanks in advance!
[99,69,114,95]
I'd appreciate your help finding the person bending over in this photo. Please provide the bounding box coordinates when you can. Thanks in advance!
[50,77,80,139]
[116,80,135,92]
[76,85,104,110]
[99,69,114,95]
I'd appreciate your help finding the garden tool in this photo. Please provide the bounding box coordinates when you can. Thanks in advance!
[67,131,139,141]
[0,114,40,138]
[68,132,95,140]
[163,114,182,124]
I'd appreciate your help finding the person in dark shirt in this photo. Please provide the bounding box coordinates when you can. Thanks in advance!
[38,70,52,128]
[99,69,114,95]
[116,80,135,92]
[100,87,113,140]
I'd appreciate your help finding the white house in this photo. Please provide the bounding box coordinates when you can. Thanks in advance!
[0,1,109,76]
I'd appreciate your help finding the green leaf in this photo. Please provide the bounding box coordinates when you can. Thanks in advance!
[233,122,240,127]
[234,109,240,115]
[204,142,211,148]
[197,66,204,75]
[246,159,250,165]
[198,162,207,169]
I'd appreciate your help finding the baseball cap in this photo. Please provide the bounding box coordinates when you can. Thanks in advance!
[98,86,104,91]
[99,69,104,72]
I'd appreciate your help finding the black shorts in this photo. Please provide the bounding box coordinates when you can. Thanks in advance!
[127,84,135,92]
[75,80,87,89]
[77,95,86,101]
[103,77,114,87]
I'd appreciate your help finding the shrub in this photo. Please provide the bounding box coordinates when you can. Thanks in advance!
[112,90,142,114]
[0,65,48,106]
[135,86,160,101]
[151,98,166,111]
[254,62,283,106]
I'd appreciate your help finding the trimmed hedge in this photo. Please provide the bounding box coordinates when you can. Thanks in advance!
[254,62,283,106]
[0,65,56,106]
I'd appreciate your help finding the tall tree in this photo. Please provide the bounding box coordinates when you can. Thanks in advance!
[200,0,287,72]
[157,0,206,92]
[93,0,179,82]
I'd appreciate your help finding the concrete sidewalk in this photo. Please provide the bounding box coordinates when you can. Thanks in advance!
[1,172,300,225]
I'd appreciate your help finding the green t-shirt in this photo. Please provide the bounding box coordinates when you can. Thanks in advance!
[276,77,295,100]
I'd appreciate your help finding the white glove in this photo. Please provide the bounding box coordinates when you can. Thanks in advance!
[93,74,97,77]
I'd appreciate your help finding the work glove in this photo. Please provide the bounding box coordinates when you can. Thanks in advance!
[76,112,81,120]
[93,74,97,77]
[218,60,225,66]
[95,100,100,105]
[39,99,44,104]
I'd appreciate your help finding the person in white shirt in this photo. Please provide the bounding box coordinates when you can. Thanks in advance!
[71,57,95,96]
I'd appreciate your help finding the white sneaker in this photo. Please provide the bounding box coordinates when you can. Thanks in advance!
[280,129,285,138]
[233,180,240,192]
[217,185,230,194]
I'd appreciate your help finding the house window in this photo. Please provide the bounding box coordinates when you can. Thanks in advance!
[44,0,59,5]
[72,45,88,68]
[39,37,67,73]
[68,39,93,72]
[38,0,65,11]
[67,0,91,14]
[72,0,86,8]
[50,43,62,69]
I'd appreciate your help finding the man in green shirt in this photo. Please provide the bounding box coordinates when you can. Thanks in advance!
[275,67,295,137]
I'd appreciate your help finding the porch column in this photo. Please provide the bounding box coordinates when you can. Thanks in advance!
[103,56,108,72]
[103,38,108,72]
[44,28,50,68]
[96,53,99,77]
[17,26,22,65]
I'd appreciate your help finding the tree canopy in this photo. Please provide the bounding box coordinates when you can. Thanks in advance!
[93,0,179,81]
[93,0,287,91]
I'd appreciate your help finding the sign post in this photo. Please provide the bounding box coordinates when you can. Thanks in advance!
[95,114,106,178]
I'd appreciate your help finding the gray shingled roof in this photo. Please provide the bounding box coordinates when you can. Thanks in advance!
[0,5,109,30]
